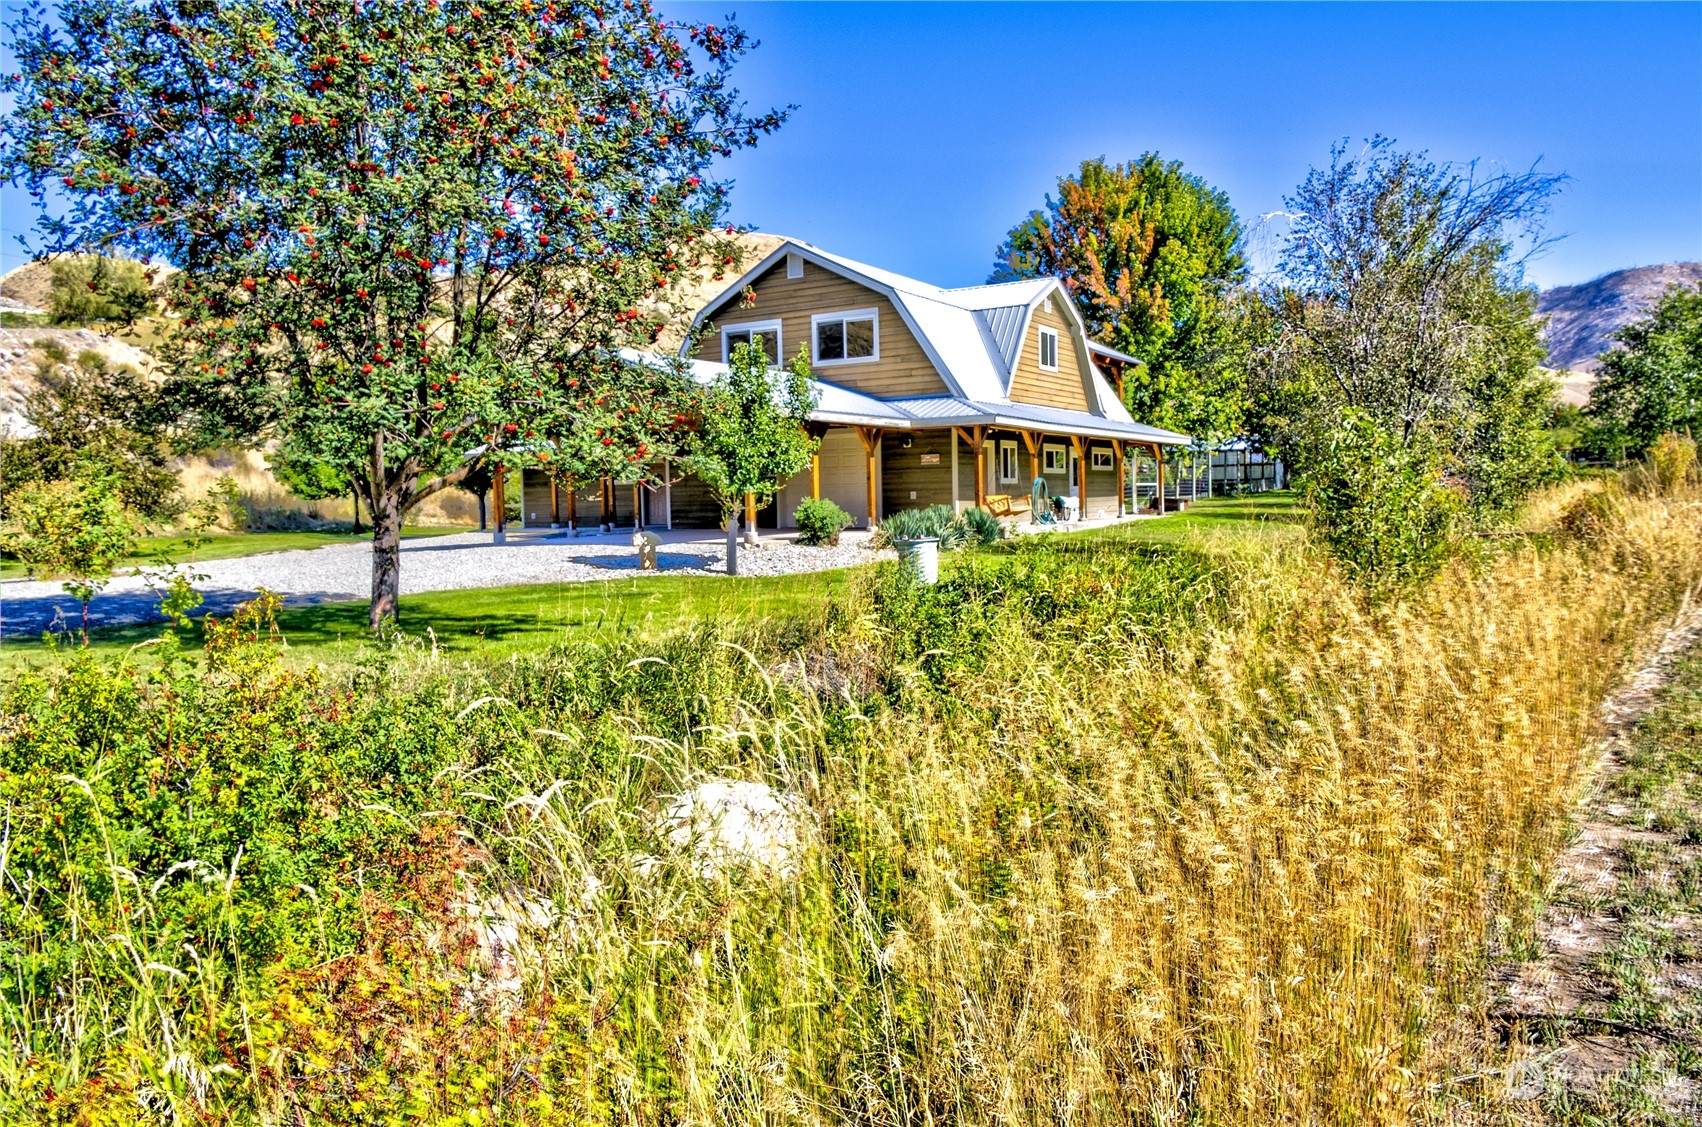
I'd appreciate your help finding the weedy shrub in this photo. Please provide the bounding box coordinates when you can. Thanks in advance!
[4,472,1701,1125]
[793,496,854,546]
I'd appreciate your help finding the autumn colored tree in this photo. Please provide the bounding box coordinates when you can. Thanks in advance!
[3,0,784,625]
[992,155,1247,436]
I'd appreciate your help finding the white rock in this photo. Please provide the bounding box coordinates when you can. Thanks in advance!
[660,778,806,879]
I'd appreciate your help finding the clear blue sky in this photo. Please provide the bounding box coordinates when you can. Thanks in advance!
[4,2,1698,289]
[668,0,1702,290]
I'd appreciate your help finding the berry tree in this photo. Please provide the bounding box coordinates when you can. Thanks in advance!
[3,0,785,625]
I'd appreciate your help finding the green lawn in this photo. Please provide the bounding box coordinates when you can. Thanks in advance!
[2,493,1301,669]
[0,525,463,580]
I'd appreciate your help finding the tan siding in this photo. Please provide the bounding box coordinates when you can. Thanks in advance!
[1008,295,1091,412]
[880,429,956,515]
[692,261,948,397]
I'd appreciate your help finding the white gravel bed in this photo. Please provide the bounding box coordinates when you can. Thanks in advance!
[1,529,894,636]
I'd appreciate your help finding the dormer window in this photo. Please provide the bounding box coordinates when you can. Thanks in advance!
[721,319,781,364]
[812,308,879,365]
[1038,326,1059,371]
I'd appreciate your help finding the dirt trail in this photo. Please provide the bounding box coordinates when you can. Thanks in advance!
[1489,589,1702,1117]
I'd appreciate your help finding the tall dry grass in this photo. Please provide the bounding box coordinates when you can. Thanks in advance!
[5,476,1700,1125]
[175,448,478,529]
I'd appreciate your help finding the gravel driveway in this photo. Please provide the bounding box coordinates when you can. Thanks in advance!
[1,528,891,638]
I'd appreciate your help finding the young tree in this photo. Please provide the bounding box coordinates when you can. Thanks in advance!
[3,0,784,626]
[1250,138,1565,579]
[1586,284,1702,457]
[268,445,362,530]
[686,341,817,575]
[2,466,137,642]
[991,155,1248,436]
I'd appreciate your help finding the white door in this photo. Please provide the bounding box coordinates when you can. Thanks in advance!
[790,427,871,528]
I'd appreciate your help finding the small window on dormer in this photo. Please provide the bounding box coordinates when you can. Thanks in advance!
[786,253,803,279]
[1038,327,1059,371]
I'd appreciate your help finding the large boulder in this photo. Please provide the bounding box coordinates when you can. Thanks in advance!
[658,777,806,879]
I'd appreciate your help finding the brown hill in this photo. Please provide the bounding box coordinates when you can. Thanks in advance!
[1538,262,1702,375]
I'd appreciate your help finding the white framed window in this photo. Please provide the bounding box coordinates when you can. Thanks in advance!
[998,441,1019,484]
[721,319,781,364]
[1043,444,1067,474]
[1038,326,1059,371]
[811,308,879,366]
[786,253,803,279]
[1091,448,1113,471]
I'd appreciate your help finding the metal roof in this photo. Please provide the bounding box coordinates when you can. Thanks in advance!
[881,396,1192,446]
[682,240,1174,438]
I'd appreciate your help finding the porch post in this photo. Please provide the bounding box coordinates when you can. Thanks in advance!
[567,477,578,533]
[953,426,987,510]
[634,483,644,531]
[664,459,674,530]
[950,429,960,510]
[1070,435,1088,518]
[550,476,561,528]
[1153,444,1165,513]
[855,427,882,528]
[493,463,507,542]
[1020,430,1042,488]
[811,453,821,500]
[744,492,757,545]
[1113,442,1125,517]
[600,476,611,531]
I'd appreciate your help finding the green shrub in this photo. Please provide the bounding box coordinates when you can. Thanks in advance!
[958,505,1002,546]
[1301,409,1463,591]
[793,496,854,546]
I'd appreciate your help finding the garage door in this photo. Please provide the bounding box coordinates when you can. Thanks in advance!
[774,427,871,529]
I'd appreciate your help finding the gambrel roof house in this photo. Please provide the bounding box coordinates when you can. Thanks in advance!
[516,239,1191,534]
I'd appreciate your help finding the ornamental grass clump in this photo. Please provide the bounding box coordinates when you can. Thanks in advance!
[4,470,1702,1125]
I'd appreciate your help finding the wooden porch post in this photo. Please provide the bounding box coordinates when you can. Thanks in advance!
[744,492,757,543]
[1153,444,1165,513]
[953,426,987,510]
[1113,442,1125,517]
[634,483,644,530]
[854,427,882,528]
[1019,430,1042,488]
[599,476,611,529]
[550,476,561,527]
[1070,435,1088,518]
[566,478,578,532]
[493,463,507,539]
[811,453,821,500]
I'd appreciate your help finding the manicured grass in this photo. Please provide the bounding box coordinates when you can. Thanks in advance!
[2,495,1301,667]
[2,568,854,669]
[0,525,463,580]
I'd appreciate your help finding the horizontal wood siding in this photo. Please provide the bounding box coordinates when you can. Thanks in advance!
[1084,442,1122,519]
[520,469,557,527]
[693,260,948,397]
[880,428,956,515]
[1008,294,1091,412]
[667,472,724,529]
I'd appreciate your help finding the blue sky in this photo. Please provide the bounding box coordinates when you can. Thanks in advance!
[4,2,1698,289]
[669,1,1702,290]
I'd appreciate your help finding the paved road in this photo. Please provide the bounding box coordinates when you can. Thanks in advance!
[1,528,886,638]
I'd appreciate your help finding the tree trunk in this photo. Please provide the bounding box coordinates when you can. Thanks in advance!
[477,489,488,530]
[725,512,739,576]
[370,492,403,627]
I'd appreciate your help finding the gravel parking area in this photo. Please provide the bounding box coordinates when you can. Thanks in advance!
[0,528,892,637]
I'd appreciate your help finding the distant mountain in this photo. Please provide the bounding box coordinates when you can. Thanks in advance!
[1539,263,1702,374]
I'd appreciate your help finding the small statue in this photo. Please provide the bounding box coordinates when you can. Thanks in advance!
[632,529,661,570]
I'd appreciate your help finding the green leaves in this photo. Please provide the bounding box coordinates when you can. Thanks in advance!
[1587,284,1702,457]
[687,341,818,516]
[992,154,1247,437]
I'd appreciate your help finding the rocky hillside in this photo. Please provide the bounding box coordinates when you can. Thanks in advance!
[1539,262,1702,374]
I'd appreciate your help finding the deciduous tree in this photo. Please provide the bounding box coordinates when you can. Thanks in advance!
[3,0,784,626]
[1586,284,1702,457]
[991,155,1247,436]
[686,341,817,575]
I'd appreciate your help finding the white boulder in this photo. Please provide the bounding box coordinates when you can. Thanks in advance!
[659,778,806,879]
